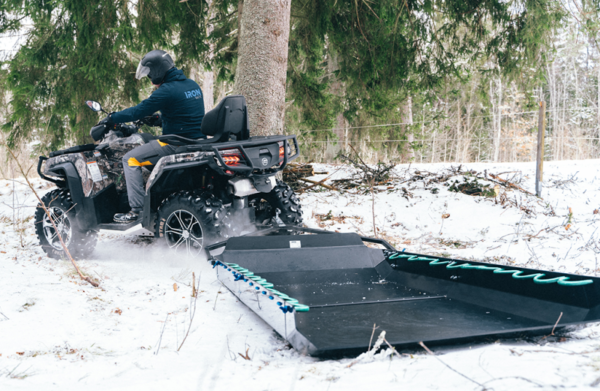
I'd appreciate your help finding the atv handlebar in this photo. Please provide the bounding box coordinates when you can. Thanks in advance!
[91,114,160,141]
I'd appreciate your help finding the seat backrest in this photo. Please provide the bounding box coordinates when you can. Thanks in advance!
[200,95,249,143]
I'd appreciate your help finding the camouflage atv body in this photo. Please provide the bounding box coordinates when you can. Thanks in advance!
[36,95,303,258]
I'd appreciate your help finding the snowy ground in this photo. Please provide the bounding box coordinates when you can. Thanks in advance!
[2,160,600,390]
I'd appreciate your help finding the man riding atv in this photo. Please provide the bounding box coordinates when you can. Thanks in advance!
[37,52,303,259]
[96,49,206,223]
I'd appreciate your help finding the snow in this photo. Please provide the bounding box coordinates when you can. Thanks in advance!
[2,160,600,390]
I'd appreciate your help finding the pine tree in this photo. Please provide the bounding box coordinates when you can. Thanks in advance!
[0,0,209,152]
[0,0,565,155]
[233,0,292,136]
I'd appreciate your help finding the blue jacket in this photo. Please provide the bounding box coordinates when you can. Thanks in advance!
[111,68,205,139]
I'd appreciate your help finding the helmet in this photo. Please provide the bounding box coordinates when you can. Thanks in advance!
[135,50,175,85]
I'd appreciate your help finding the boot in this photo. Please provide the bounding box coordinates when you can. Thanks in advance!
[114,211,140,223]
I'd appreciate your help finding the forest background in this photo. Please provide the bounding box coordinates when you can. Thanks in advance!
[0,0,599,167]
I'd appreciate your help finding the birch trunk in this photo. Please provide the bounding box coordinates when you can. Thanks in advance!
[465,92,473,162]
[493,78,502,162]
[455,99,461,162]
[233,0,292,136]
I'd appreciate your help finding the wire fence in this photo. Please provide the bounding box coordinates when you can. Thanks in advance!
[293,108,600,164]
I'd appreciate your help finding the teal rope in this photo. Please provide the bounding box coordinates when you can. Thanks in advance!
[223,263,310,312]
[388,253,593,286]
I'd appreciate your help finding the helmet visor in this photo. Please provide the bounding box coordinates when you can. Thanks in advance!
[135,62,151,80]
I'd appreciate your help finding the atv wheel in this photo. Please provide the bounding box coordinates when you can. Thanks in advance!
[156,191,227,255]
[252,180,303,225]
[35,189,98,259]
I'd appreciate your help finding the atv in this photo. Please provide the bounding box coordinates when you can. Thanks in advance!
[36,95,303,258]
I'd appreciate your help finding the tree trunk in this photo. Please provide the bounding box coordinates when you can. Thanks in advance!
[327,50,347,150]
[549,63,558,161]
[233,0,292,136]
[203,71,215,111]
[405,96,414,161]
[454,98,460,162]
[492,78,502,163]
[203,0,215,111]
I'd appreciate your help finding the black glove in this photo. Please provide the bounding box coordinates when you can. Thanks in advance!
[90,124,108,142]
[145,113,162,127]
[90,113,116,141]
[98,113,118,131]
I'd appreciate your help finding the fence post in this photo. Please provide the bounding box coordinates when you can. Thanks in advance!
[535,101,546,197]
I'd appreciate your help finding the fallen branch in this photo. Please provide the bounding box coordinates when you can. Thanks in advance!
[538,312,563,343]
[347,330,387,368]
[297,177,331,193]
[367,323,378,351]
[419,341,485,389]
[298,177,338,191]
[483,376,544,388]
[6,147,98,287]
[178,272,201,351]
[238,346,251,360]
[382,337,398,359]
[155,313,170,355]
[488,173,534,196]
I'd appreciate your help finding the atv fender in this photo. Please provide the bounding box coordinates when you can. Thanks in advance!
[142,158,211,232]
[44,162,98,230]
[37,157,66,187]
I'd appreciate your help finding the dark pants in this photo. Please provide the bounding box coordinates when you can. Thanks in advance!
[123,140,177,213]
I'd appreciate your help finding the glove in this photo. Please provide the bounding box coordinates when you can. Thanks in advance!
[90,113,116,141]
[98,113,118,131]
[90,124,108,142]
[145,113,162,127]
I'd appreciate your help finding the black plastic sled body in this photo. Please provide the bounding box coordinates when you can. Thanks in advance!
[210,228,600,357]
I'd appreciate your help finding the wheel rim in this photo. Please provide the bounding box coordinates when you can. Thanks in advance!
[42,207,72,250]
[164,209,204,255]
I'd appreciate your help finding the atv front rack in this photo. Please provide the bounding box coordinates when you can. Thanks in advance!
[208,226,600,357]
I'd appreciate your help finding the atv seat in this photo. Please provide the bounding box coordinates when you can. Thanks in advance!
[157,95,250,146]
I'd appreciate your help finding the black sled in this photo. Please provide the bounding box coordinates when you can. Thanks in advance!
[209,227,600,357]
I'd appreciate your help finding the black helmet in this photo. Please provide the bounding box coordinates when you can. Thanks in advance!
[135,50,175,85]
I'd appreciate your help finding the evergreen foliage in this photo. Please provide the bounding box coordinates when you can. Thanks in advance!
[0,0,565,158]
[1,0,140,149]
[287,0,563,130]
[0,0,207,152]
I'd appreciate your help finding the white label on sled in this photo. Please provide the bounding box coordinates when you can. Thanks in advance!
[289,240,301,249]
[87,161,103,182]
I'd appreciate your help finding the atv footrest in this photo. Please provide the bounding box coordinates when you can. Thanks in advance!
[97,221,141,231]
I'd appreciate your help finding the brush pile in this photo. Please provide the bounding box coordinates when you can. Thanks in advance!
[282,163,329,192]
